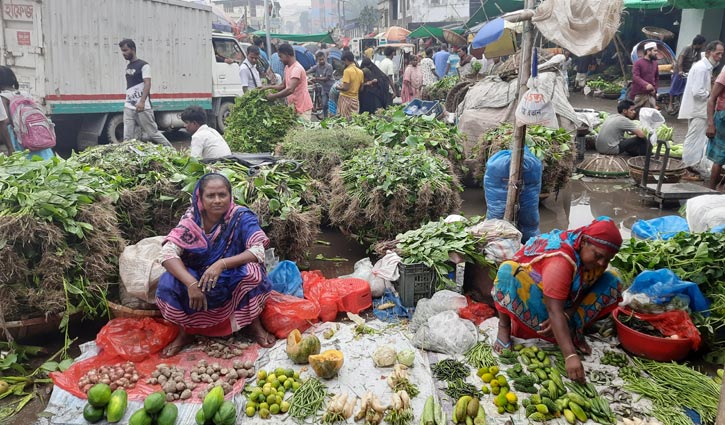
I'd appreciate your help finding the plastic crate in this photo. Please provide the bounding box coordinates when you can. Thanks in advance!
[403,99,443,118]
[393,263,436,308]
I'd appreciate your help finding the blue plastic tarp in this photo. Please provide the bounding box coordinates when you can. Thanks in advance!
[632,216,689,240]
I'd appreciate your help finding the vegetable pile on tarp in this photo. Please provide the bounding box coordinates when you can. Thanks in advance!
[0,153,122,324]
[321,106,466,174]
[223,89,299,153]
[375,217,493,288]
[422,75,459,101]
[276,126,374,181]
[586,77,625,94]
[611,231,725,351]
[328,145,462,243]
[475,123,574,193]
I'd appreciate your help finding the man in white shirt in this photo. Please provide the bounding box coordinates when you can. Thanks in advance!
[180,105,232,159]
[376,47,397,96]
[119,39,171,146]
[679,40,724,177]
[239,46,261,93]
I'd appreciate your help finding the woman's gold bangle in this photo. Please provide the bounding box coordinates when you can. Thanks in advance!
[221,259,228,270]
[565,353,578,362]
[188,281,199,288]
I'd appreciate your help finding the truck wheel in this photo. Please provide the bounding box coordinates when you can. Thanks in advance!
[217,101,234,134]
[103,114,125,144]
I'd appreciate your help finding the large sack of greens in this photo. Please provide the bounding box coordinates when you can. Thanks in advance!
[474,123,574,194]
[328,145,462,243]
[276,126,374,180]
[224,89,299,153]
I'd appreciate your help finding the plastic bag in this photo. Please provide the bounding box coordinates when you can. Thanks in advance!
[118,236,166,304]
[261,291,320,338]
[631,216,689,240]
[268,260,304,297]
[618,308,701,350]
[412,310,478,354]
[371,252,402,298]
[303,271,372,322]
[410,290,468,332]
[95,318,179,362]
[458,297,496,325]
[484,148,542,243]
[622,269,710,313]
[686,194,725,233]
[339,258,374,284]
[468,219,523,264]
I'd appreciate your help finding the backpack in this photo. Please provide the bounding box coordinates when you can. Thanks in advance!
[3,93,56,151]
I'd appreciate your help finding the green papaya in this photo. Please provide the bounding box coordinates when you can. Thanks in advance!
[196,409,206,425]
[128,408,153,425]
[106,389,128,423]
[87,383,112,408]
[143,392,166,415]
[82,403,104,423]
[203,386,225,420]
[157,402,179,425]
[213,401,236,425]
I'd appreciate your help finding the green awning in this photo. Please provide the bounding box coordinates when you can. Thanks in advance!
[623,0,669,9]
[250,31,334,43]
[407,26,464,40]
[670,0,725,7]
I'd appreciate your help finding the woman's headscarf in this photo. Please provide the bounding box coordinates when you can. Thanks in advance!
[521,216,622,258]
[576,217,622,254]
[360,58,390,90]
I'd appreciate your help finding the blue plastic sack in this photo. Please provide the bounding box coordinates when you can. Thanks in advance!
[483,147,542,243]
[372,288,411,322]
[632,216,689,240]
[268,260,304,298]
[628,269,710,312]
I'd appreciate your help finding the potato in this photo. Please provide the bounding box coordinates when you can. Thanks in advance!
[176,382,186,392]
[166,393,175,402]
[243,361,253,369]
[163,382,177,393]
[180,389,192,400]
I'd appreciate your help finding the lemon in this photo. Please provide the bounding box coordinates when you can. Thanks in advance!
[246,406,256,417]
[293,372,300,380]
[270,403,280,414]
[275,367,286,377]
[262,386,272,396]
[284,379,293,390]
[490,379,499,388]
[257,393,266,403]
[281,401,291,413]
[259,408,270,419]
[497,406,505,414]
[497,375,507,386]
[489,366,500,375]
[259,402,269,411]
[278,375,288,383]
[285,368,295,378]
[266,394,276,404]
[477,367,489,376]
[247,401,258,411]
[506,392,518,404]
[481,385,490,394]
[268,373,277,382]
[481,373,494,383]
[257,370,268,381]
[258,379,267,387]
[492,386,500,395]
[292,381,301,390]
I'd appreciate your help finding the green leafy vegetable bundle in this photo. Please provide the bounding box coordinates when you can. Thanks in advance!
[586,77,624,93]
[328,145,462,243]
[423,75,460,100]
[385,217,492,287]
[475,123,575,193]
[224,89,300,153]
[612,231,725,342]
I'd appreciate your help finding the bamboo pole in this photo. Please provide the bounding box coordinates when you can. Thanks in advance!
[503,0,535,222]
[717,369,725,425]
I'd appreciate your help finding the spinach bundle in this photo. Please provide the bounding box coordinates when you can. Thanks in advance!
[328,144,461,243]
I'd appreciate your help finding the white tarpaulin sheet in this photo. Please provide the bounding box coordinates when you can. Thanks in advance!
[531,0,624,57]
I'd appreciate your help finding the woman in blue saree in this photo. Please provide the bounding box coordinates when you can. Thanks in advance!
[156,173,275,357]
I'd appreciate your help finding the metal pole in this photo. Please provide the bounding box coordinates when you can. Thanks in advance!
[717,370,725,425]
[264,0,272,59]
[503,0,535,222]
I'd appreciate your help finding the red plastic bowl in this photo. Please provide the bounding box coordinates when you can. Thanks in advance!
[612,307,693,362]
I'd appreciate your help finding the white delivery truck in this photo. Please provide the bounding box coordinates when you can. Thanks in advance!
[0,0,248,150]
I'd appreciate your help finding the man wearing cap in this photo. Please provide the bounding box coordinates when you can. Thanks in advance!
[631,42,660,111]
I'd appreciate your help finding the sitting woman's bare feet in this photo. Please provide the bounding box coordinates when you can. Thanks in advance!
[161,329,194,358]
[247,317,276,348]
[494,314,513,354]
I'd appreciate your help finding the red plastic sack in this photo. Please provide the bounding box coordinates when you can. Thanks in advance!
[51,344,258,401]
[458,296,496,325]
[95,318,178,362]
[302,271,372,322]
[261,291,320,338]
[622,308,702,350]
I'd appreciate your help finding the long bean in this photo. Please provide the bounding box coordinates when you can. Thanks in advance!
[431,359,469,381]
[464,342,497,368]
[288,377,328,422]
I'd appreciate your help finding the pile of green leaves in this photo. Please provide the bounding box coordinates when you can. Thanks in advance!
[321,106,465,167]
[328,145,462,243]
[224,89,300,153]
[393,217,492,288]
[475,123,575,193]
[277,126,374,180]
[612,231,725,345]
[0,153,115,238]
[586,77,624,93]
[424,75,460,100]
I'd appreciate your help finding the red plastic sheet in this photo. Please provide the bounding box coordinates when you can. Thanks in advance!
[260,291,320,339]
[459,296,496,325]
[96,318,179,362]
[50,344,259,402]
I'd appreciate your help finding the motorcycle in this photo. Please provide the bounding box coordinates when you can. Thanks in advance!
[308,81,325,120]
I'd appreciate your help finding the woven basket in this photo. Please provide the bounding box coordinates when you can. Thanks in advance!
[107,301,162,319]
[627,156,686,184]
[576,154,630,178]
